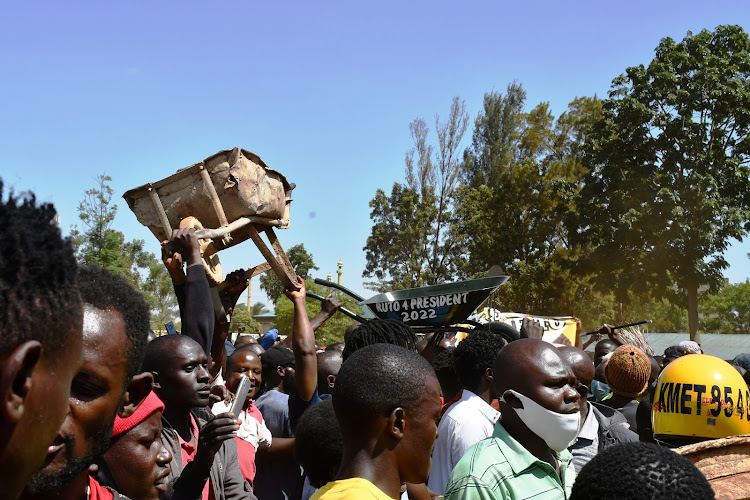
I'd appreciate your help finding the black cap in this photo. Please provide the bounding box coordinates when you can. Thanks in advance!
[261,345,295,370]
[663,345,682,359]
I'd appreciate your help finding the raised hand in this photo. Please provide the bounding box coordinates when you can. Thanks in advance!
[520,318,544,340]
[320,293,343,315]
[283,275,307,303]
[218,269,249,317]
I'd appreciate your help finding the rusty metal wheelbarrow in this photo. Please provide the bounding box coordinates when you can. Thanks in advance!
[122,147,300,290]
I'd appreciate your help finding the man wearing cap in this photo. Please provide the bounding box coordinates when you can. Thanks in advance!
[256,276,325,500]
[253,344,301,499]
[677,340,702,355]
[662,346,683,368]
[97,391,173,500]
[600,345,651,432]
[260,329,280,350]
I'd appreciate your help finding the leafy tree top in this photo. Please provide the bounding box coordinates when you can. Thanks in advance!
[259,243,319,303]
[577,25,750,297]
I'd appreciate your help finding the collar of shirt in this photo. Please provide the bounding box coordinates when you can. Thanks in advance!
[456,389,501,424]
[576,402,600,441]
[492,420,573,477]
[88,475,114,500]
[178,414,200,460]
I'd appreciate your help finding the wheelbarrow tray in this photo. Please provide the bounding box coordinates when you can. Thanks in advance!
[360,276,508,327]
[122,147,294,252]
[677,435,750,499]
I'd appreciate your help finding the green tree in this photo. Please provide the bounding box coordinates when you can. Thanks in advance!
[363,97,469,291]
[462,82,527,188]
[259,243,318,303]
[273,281,363,346]
[71,174,130,273]
[230,304,262,333]
[71,174,177,328]
[143,260,179,329]
[701,281,750,334]
[251,301,270,317]
[455,86,607,325]
[575,25,750,343]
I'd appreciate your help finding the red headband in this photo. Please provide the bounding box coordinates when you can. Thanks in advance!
[112,391,165,438]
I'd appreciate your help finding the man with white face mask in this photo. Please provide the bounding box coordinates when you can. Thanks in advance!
[445,339,580,500]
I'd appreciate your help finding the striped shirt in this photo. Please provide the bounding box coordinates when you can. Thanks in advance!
[445,421,576,500]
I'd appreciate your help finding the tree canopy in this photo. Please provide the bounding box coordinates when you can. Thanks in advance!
[702,280,750,334]
[71,174,177,329]
[273,281,362,346]
[363,97,469,291]
[575,25,750,342]
[259,243,319,303]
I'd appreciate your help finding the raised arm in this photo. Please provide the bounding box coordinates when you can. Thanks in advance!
[209,269,250,377]
[279,293,342,348]
[309,294,343,331]
[283,276,317,401]
[168,228,214,357]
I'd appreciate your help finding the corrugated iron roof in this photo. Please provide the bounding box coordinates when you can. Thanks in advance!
[585,333,750,361]
[253,311,276,318]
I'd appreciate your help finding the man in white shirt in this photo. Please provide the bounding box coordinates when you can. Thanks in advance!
[428,331,505,494]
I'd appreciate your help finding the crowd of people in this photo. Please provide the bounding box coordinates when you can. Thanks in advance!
[2,181,745,500]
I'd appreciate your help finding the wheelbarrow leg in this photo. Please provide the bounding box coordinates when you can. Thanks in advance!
[246,225,300,290]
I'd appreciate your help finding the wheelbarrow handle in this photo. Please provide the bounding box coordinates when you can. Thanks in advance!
[581,319,653,336]
[313,279,366,302]
[305,292,368,323]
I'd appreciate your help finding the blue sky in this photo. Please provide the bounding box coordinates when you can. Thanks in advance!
[2,1,750,309]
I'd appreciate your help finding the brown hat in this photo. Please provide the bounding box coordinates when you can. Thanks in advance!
[605,344,650,398]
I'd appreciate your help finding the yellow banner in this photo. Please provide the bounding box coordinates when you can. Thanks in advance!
[469,309,578,345]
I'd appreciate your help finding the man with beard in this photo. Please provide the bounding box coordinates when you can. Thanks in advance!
[22,266,152,500]
[445,339,580,500]
[0,183,84,500]
[142,335,255,499]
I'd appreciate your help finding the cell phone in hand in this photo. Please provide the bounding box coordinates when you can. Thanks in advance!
[165,321,178,335]
[230,376,251,417]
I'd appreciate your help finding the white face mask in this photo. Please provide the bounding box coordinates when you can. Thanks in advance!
[501,389,581,452]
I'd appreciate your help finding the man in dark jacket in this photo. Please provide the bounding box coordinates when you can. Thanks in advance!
[143,334,256,500]
[559,346,638,472]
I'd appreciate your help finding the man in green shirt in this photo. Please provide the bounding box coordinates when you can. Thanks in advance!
[445,339,581,500]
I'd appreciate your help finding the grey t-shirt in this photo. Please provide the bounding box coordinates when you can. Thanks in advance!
[254,390,303,500]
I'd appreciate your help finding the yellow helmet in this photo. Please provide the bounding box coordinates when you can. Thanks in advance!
[653,354,750,442]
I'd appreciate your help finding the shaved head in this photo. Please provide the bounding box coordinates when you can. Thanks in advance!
[317,350,343,395]
[558,346,595,389]
[494,339,579,414]
[142,334,201,373]
[234,335,257,347]
[226,348,260,374]
[240,343,265,358]
[558,346,595,414]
